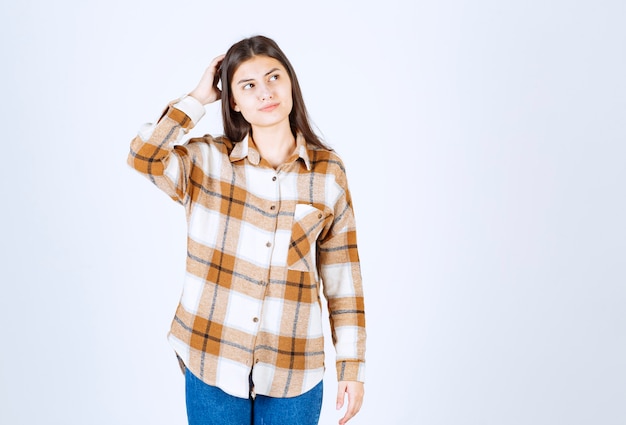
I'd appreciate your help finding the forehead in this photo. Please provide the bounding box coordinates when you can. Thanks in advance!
[232,55,287,79]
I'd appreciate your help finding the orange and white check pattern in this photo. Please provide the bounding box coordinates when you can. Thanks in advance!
[127,97,365,399]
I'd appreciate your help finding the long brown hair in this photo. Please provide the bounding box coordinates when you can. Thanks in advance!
[220,35,330,150]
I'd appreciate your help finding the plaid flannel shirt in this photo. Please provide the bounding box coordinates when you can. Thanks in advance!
[127,96,366,398]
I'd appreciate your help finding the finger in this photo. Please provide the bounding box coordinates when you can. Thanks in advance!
[336,382,347,410]
[210,55,226,89]
[211,54,226,71]
[339,406,357,425]
[339,385,364,425]
[339,410,351,425]
[341,393,359,424]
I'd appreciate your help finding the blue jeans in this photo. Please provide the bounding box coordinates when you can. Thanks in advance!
[185,368,323,425]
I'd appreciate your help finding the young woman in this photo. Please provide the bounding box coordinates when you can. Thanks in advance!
[128,35,366,425]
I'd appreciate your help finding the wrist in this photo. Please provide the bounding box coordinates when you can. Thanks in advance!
[173,95,206,124]
[188,91,206,105]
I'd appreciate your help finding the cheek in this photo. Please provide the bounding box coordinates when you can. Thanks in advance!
[231,94,250,113]
[285,86,293,104]
[235,101,257,122]
[280,86,293,107]
[285,93,294,112]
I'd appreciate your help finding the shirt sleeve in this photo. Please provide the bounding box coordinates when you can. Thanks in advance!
[127,96,206,204]
[318,160,366,383]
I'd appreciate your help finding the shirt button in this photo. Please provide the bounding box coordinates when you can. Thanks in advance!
[255,359,260,364]
[272,176,277,181]
[253,317,259,323]
[266,241,272,247]
[318,213,322,219]
[270,205,276,210]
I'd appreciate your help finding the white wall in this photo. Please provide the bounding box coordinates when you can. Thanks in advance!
[1,0,624,424]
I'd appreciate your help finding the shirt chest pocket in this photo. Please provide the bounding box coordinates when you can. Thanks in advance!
[287,204,327,272]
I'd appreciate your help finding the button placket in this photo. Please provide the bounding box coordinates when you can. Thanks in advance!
[262,170,279,299]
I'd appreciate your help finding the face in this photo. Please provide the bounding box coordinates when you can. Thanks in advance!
[230,55,293,132]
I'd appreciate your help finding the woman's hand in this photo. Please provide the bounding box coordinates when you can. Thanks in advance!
[189,54,225,105]
[336,381,364,425]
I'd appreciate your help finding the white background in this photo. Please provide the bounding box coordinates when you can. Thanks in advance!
[1,0,625,424]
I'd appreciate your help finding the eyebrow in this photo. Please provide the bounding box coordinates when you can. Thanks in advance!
[236,68,281,85]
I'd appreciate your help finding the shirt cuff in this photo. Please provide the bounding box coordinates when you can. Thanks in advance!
[137,122,156,141]
[173,95,206,125]
[336,360,366,383]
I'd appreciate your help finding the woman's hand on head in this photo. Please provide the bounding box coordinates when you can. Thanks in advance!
[189,54,226,105]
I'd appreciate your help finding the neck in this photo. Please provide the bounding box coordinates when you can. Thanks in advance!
[251,123,296,168]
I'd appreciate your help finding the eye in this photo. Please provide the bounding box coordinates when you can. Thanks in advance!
[269,74,279,82]
[243,82,254,90]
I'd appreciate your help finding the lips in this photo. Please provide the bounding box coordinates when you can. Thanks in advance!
[259,102,279,112]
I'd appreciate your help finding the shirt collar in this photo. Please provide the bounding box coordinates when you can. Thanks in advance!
[229,134,259,165]
[229,133,312,171]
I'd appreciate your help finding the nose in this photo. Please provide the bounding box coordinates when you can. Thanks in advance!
[259,84,272,101]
